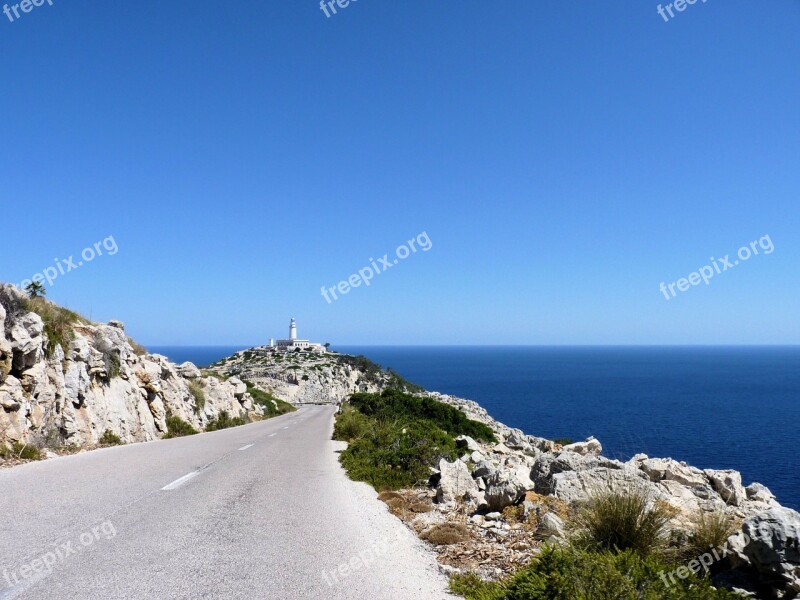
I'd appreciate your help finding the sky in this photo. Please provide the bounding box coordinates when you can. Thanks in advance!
[1,1,798,346]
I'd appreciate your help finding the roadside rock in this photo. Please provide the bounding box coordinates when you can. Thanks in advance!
[436,458,479,505]
[484,467,529,511]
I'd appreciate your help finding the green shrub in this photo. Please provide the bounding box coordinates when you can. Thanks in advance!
[685,511,736,559]
[188,380,206,413]
[552,438,574,446]
[339,418,458,490]
[451,546,737,600]
[163,416,199,439]
[244,382,295,417]
[349,389,496,442]
[333,406,373,442]
[99,430,124,446]
[574,486,673,557]
[105,351,121,379]
[205,410,246,432]
[449,573,506,600]
[0,442,42,461]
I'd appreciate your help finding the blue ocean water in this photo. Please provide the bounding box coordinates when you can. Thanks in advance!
[149,346,249,368]
[150,345,799,510]
[338,346,800,511]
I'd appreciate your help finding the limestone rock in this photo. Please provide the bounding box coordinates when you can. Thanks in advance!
[455,435,481,453]
[436,458,478,505]
[705,469,747,507]
[729,507,800,595]
[484,467,529,511]
[562,436,602,456]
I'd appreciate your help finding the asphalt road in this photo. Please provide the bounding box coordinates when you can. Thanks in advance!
[0,406,451,599]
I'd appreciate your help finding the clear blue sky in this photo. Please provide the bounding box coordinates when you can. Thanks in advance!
[1,1,798,345]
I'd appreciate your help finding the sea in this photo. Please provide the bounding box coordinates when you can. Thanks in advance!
[150,345,800,510]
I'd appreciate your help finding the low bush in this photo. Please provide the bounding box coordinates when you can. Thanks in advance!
[163,416,199,439]
[573,486,673,557]
[0,442,42,461]
[685,511,737,559]
[420,523,471,545]
[451,545,737,599]
[24,297,85,358]
[99,430,124,446]
[188,380,206,414]
[339,418,458,490]
[332,406,373,442]
[205,410,246,432]
[244,382,295,417]
[349,389,496,442]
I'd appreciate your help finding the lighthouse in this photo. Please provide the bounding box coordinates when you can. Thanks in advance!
[272,318,326,353]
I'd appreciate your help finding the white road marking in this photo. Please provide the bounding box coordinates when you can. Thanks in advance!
[282,426,289,430]
[268,433,276,437]
[161,471,200,491]
[239,444,254,451]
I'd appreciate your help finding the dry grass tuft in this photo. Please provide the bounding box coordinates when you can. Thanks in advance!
[420,523,471,546]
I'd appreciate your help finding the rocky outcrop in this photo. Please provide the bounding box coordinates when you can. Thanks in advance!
[0,284,262,449]
[728,507,800,596]
[205,348,400,405]
[412,390,800,596]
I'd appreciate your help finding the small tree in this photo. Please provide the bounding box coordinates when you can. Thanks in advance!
[25,281,46,298]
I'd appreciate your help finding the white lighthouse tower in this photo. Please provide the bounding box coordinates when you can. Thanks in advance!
[273,317,326,353]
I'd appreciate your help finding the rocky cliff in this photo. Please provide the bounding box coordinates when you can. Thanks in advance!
[0,284,260,450]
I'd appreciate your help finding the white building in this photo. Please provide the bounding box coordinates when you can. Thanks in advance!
[272,318,327,353]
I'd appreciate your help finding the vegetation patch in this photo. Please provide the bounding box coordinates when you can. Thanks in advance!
[24,297,86,358]
[99,430,124,446]
[450,545,737,599]
[244,382,296,417]
[188,380,206,413]
[349,389,496,442]
[420,523,471,546]
[0,442,42,461]
[572,486,673,557]
[163,416,199,438]
[333,389,495,490]
[205,410,247,432]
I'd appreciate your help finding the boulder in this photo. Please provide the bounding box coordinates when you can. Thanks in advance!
[728,507,800,595]
[436,459,479,505]
[746,483,778,506]
[551,467,654,504]
[177,362,202,379]
[640,457,707,488]
[562,436,602,456]
[539,512,566,539]
[705,469,747,507]
[455,435,481,453]
[484,467,529,511]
